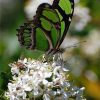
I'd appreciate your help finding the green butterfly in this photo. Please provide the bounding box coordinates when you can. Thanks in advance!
[17,0,74,54]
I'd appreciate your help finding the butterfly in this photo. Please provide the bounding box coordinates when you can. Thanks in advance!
[17,0,74,54]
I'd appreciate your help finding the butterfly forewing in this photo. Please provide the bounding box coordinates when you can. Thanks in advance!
[52,0,74,49]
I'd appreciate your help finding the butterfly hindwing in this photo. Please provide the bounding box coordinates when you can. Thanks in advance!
[17,3,61,52]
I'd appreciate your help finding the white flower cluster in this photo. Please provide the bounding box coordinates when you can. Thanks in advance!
[5,55,85,100]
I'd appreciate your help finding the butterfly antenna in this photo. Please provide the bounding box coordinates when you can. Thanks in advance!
[64,40,86,49]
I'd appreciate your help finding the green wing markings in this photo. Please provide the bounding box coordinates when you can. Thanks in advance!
[42,8,60,23]
[35,28,49,51]
[59,0,72,14]
[51,25,60,47]
[56,9,63,21]
[23,32,30,38]
[40,18,52,31]
[23,31,30,37]
[61,21,65,37]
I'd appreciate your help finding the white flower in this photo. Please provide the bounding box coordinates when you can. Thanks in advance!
[43,94,50,100]
[9,63,19,75]
[6,83,27,100]
[82,29,100,56]
[74,5,91,31]
[5,55,85,100]
[70,0,91,31]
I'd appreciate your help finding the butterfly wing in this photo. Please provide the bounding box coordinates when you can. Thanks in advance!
[17,3,61,52]
[52,0,74,49]
[17,0,74,53]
